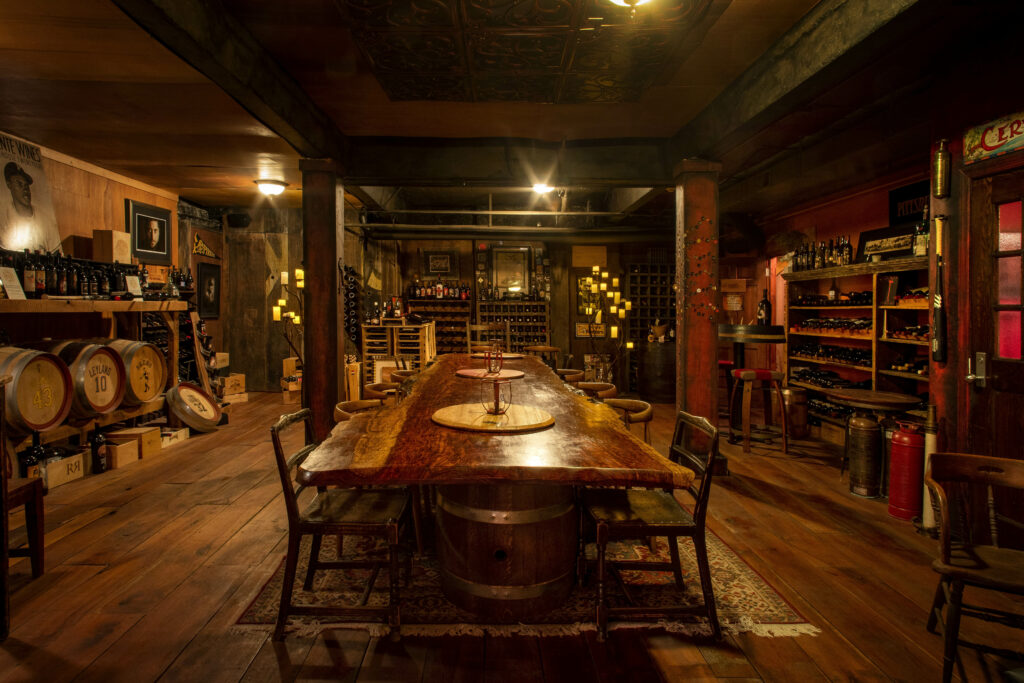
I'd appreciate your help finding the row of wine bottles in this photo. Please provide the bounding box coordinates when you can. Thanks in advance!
[793,236,855,271]
[408,279,471,300]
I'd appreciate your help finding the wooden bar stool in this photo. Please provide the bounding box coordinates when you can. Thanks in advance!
[364,382,400,404]
[728,369,788,454]
[524,345,560,370]
[333,399,385,422]
[603,398,653,443]
[578,382,618,400]
[557,369,584,386]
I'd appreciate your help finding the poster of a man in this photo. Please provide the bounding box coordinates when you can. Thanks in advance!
[198,262,220,318]
[136,216,166,254]
[0,133,61,253]
[126,199,172,265]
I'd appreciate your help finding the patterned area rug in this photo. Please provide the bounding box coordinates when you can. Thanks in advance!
[237,530,819,639]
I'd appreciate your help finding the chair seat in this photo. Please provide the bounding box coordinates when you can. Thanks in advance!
[7,476,43,507]
[932,544,1024,593]
[732,368,783,381]
[582,488,695,527]
[303,488,409,527]
[718,359,734,368]
[604,398,653,424]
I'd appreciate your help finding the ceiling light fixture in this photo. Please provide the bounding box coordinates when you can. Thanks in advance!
[607,0,651,19]
[532,183,554,194]
[255,178,288,196]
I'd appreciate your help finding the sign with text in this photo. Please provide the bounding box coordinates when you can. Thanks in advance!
[888,180,928,227]
[964,111,1024,164]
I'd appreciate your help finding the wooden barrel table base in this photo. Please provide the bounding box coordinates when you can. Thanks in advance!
[431,404,554,433]
[436,483,577,621]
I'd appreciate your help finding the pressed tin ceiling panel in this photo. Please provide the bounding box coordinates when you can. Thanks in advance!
[334,0,715,103]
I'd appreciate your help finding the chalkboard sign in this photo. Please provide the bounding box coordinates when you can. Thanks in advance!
[889,180,928,227]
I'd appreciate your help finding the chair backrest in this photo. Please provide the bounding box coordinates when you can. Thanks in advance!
[668,410,719,525]
[270,408,319,527]
[926,452,1024,555]
[467,321,511,353]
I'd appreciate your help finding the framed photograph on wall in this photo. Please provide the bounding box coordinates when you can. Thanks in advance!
[493,247,529,296]
[126,199,172,265]
[854,225,915,263]
[423,250,458,278]
[197,262,220,319]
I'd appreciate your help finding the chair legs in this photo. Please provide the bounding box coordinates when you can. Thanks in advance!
[275,531,302,641]
[730,378,788,454]
[940,579,964,683]
[304,534,323,590]
[692,532,721,641]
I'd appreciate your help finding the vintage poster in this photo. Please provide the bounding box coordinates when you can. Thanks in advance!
[0,132,60,254]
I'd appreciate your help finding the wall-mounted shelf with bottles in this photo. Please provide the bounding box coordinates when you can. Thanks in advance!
[782,256,929,394]
[475,300,549,353]
[406,299,472,354]
[626,263,675,341]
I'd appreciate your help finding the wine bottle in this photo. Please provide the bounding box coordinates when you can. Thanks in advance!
[827,279,838,302]
[21,249,35,298]
[913,206,929,258]
[756,288,772,325]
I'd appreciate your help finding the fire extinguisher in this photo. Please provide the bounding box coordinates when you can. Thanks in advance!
[889,422,925,521]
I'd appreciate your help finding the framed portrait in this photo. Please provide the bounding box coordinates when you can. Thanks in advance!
[423,250,457,277]
[126,199,172,265]
[493,247,529,296]
[197,262,220,319]
[854,225,915,263]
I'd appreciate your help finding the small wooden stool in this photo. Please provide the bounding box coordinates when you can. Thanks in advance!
[728,369,788,454]
[333,398,385,422]
[557,369,584,386]
[524,345,560,370]
[364,382,400,403]
[578,382,618,400]
[718,359,735,400]
[604,398,653,443]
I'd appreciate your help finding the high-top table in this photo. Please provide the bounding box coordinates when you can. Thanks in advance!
[299,354,694,621]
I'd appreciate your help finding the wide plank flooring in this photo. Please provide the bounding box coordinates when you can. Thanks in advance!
[3,392,1020,681]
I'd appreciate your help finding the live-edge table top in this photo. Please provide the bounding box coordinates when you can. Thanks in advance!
[298,354,694,489]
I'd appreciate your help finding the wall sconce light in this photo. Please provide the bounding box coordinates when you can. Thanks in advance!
[256,178,288,196]
[532,183,554,194]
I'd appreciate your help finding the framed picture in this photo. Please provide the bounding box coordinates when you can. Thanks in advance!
[126,199,172,265]
[576,322,606,338]
[423,250,457,277]
[855,225,915,263]
[493,247,528,296]
[197,262,220,319]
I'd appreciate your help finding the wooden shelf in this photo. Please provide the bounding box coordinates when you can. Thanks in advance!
[13,397,166,450]
[788,356,872,372]
[878,369,930,381]
[879,336,929,346]
[789,305,873,311]
[808,410,849,427]
[878,304,928,310]
[788,330,872,340]
[782,256,928,282]
[0,299,188,314]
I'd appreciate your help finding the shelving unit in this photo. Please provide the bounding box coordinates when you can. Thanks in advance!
[359,322,436,385]
[626,263,675,341]
[475,301,549,353]
[406,299,471,354]
[782,256,929,396]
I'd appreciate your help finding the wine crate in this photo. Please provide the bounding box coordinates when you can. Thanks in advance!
[360,322,435,384]
[222,373,245,396]
[282,389,300,404]
[107,426,162,459]
[92,229,131,263]
[44,451,86,488]
[282,356,301,377]
[221,392,248,404]
[106,440,140,469]
[160,428,190,449]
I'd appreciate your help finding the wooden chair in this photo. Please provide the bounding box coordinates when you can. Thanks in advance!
[3,439,44,580]
[580,410,721,640]
[604,398,653,444]
[578,382,618,400]
[924,452,1024,682]
[466,322,510,353]
[269,408,410,640]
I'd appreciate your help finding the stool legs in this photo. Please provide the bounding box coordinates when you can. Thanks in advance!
[730,377,788,455]
[741,380,753,453]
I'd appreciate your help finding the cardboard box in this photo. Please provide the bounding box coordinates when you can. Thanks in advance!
[92,229,131,263]
[106,426,161,459]
[213,352,230,369]
[44,451,86,489]
[148,265,169,284]
[282,389,300,404]
[280,377,301,392]
[61,235,93,259]
[222,373,245,395]
[282,357,301,377]
[160,428,189,449]
[221,392,248,404]
[105,440,140,469]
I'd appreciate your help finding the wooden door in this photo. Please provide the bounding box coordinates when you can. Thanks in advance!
[967,167,1024,545]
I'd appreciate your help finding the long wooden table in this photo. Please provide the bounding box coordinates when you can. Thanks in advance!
[299,354,694,620]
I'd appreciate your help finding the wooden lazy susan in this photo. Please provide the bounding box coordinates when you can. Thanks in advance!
[470,352,523,359]
[431,403,554,433]
[455,368,525,380]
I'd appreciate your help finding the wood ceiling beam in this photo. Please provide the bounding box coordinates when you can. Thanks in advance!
[111,0,346,160]
[670,0,923,163]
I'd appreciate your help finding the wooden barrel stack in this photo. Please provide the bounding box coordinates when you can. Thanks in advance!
[101,339,166,405]
[0,347,73,434]
[48,341,127,418]
[165,382,221,432]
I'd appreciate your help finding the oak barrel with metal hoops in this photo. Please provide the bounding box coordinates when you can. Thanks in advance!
[165,382,221,432]
[0,346,73,433]
[101,339,166,405]
[436,483,577,621]
[48,340,127,418]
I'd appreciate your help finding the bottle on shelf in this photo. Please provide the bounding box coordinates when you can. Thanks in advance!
[913,205,930,258]
[21,249,35,298]
[827,279,838,302]
[33,250,46,298]
[756,288,772,325]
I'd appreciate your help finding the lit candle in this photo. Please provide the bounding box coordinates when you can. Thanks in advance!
[292,315,301,325]
[585,307,593,315]
[606,290,613,298]
[601,272,608,279]
[294,268,304,280]
[272,306,281,321]
[626,341,635,349]
[592,265,600,273]
[296,278,304,289]
[586,277,593,285]
[614,291,621,304]
[280,271,288,286]
[610,305,617,314]
[618,308,625,319]
[610,325,618,338]
[612,278,619,288]
[277,298,286,306]
[599,282,607,291]
[596,310,602,324]
[591,284,598,294]
[625,300,632,311]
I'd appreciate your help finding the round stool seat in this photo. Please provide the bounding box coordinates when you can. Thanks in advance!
[390,369,417,380]
[718,359,735,369]
[604,398,653,442]
[732,368,783,382]
[333,398,385,422]
[577,382,618,399]
[524,345,560,354]
[364,382,400,400]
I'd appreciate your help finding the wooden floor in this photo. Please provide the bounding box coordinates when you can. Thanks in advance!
[2,392,1020,682]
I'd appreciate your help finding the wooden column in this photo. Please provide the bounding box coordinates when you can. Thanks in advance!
[674,160,722,423]
[301,158,345,441]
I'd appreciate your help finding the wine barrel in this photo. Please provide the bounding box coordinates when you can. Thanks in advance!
[436,483,577,622]
[0,346,73,433]
[49,341,127,417]
[166,382,221,432]
[103,339,166,405]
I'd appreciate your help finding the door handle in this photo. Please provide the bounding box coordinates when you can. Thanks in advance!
[965,352,988,388]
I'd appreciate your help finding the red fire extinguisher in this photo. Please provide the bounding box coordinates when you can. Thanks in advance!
[889,422,925,520]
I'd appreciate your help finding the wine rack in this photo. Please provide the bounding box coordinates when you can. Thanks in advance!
[475,301,549,353]
[626,263,676,341]
[342,265,362,347]
[407,299,471,354]
[360,322,436,385]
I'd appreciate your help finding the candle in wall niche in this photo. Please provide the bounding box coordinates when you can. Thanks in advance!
[277,298,286,306]
[610,326,618,338]
[614,291,621,304]
[625,300,632,311]
[591,284,598,294]
[612,278,619,288]
[296,278,304,288]
[592,265,600,273]
[606,290,614,298]
[610,305,617,314]
[292,315,301,325]
[273,306,281,321]
[596,309,602,324]
[294,268,304,280]
[618,308,625,319]
[599,282,607,291]
[281,272,288,286]
[626,341,635,349]
[601,272,608,279]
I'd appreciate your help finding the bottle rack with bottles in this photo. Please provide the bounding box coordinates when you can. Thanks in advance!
[782,256,929,413]
[406,299,472,354]
[360,321,436,385]
[475,301,549,352]
[626,263,676,341]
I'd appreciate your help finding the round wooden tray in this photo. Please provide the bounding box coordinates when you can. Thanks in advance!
[455,368,525,380]
[431,403,554,432]
[470,352,524,359]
